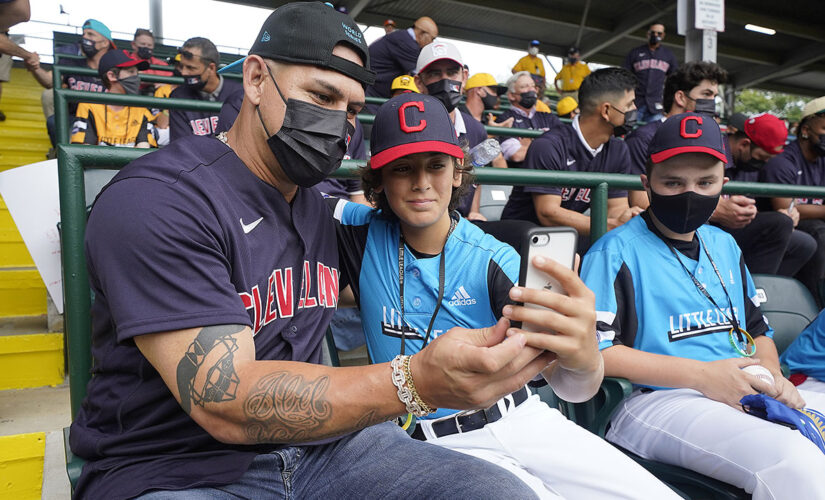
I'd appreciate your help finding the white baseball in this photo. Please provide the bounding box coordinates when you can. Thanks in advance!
[742,364,775,387]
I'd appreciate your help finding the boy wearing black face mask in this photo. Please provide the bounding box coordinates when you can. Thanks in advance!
[502,67,643,250]
[582,112,825,498]
[168,37,243,142]
[70,49,157,148]
[496,71,563,170]
[763,97,825,303]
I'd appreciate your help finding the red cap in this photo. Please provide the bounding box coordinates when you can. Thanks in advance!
[744,113,787,154]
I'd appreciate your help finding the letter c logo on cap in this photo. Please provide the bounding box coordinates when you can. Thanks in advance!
[399,101,427,133]
[680,115,703,139]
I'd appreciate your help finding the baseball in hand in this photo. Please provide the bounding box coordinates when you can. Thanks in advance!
[742,364,775,387]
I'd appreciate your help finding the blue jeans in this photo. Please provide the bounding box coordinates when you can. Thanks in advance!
[636,103,663,125]
[135,422,538,499]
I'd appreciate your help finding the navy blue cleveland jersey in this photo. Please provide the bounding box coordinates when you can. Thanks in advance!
[62,57,105,114]
[501,119,631,224]
[72,136,339,500]
[366,29,420,100]
[330,199,519,419]
[761,140,825,206]
[781,309,825,380]
[624,44,679,112]
[169,77,244,142]
[581,214,771,389]
[624,119,663,175]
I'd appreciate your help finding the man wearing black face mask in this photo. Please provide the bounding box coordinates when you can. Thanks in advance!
[460,72,506,125]
[502,67,643,249]
[582,112,825,497]
[496,71,562,170]
[72,4,546,499]
[168,36,243,142]
[624,23,678,124]
[414,40,494,220]
[763,97,825,303]
[554,47,590,101]
[70,49,157,148]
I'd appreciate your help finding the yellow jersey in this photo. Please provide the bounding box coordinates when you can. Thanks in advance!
[71,102,158,147]
[554,62,591,91]
[512,55,545,78]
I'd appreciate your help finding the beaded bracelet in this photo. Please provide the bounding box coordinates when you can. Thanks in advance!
[390,355,435,417]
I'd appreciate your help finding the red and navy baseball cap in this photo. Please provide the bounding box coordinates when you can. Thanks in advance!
[370,93,464,169]
[648,112,727,164]
[220,2,375,86]
[98,49,149,79]
[744,113,787,154]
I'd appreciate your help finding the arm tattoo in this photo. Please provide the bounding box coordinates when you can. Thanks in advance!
[244,372,333,442]
[176,324,245,414]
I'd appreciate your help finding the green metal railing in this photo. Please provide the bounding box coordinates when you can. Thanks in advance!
[57,143,825,416]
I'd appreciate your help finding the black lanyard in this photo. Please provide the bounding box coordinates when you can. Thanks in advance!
[397,215,457,356]
[663,231,748,348]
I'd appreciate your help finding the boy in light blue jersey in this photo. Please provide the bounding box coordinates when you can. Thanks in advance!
[582,112,825,498]
[782,309,825,394]
[330,92,678,499]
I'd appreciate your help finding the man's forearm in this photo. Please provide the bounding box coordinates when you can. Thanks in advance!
[192,359,404,445]
[0,34,30,59]
[31,68,52,88]
[797,204,825,221]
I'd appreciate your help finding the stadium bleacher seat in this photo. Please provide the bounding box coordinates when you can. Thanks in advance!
[752,274,819,355]
[478,184,512,222]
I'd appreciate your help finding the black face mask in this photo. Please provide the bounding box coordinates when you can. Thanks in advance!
[80,38,101,57]
[649,34,662,46]
[425,79,463,113]
[184,73,207,92]
[649,188,720,234]
[692,98,716,116]
[117,75,141,95]
[518,90,537,109]
[568,57,579,64]
[258,66,353,188]
[481,92,498,110]
[612,109,638,137]
[136,46,153,60]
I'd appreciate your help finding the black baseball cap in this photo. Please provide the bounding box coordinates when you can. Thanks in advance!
[370,93,463,169]
[648,112,727,164]
[567,46,579,55]
[98,49,149,79]
[220,2,375,86]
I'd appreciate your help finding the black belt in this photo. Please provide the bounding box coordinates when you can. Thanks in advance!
[411,386,530,440]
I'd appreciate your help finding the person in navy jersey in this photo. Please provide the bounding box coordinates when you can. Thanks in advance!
[502,67,642,250]
[582,112,825,498]
[330,92,678,499]
[169,37,243,142]
[496,71,563,169]
[624,23,678,123]
[70,4,548,499]
[762,96,825,303]
[365,16,437,110]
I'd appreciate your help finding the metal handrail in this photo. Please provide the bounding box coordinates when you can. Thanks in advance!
[56,143,825,417]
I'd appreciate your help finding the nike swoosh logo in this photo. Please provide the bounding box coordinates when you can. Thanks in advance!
[566,158,576,166]
[240,216,264,234]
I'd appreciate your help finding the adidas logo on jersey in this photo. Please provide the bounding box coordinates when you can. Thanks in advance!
[449,286,476,306]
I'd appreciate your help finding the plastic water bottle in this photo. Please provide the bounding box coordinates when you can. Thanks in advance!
[469,138,501,167]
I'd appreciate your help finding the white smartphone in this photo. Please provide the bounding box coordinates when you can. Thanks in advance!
[517,227,578,332]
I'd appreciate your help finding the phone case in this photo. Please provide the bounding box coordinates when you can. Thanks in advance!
[516,227,578,332]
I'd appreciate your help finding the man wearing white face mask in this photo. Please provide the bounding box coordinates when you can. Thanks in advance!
[512,40,546,96]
